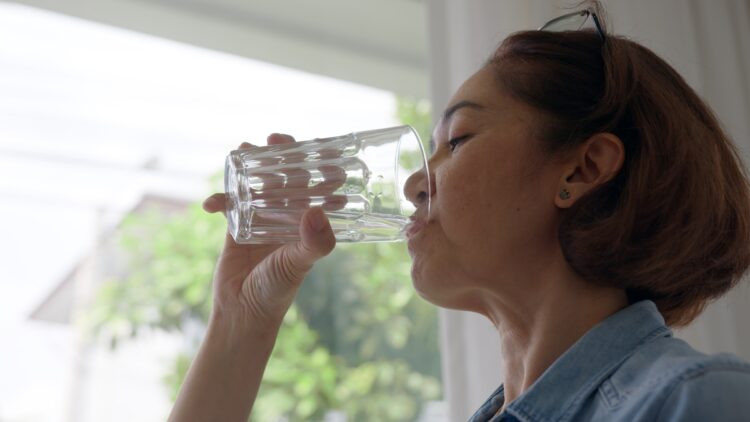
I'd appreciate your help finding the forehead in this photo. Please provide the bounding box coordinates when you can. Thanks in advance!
[432,68,527,135]
[432,71,492,138]
[450,67,500,107]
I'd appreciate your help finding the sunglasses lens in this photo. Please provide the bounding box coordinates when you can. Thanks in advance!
[540,12,589,32]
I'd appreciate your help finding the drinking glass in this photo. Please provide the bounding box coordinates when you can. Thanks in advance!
[224,125,430,243]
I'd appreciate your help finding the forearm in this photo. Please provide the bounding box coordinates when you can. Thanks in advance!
[168,311,281,422]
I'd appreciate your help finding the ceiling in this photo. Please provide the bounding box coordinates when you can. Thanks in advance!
[10,0,429,98]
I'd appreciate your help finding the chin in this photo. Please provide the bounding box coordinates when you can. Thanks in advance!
[410,260,438,297]
[410,264,467,310]
[410,262,428,295]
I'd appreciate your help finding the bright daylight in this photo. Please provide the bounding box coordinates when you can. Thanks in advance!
[3,1,750,422]
[0,3,442,421]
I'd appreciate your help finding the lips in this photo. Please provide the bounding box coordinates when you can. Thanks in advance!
[404,216,427,239]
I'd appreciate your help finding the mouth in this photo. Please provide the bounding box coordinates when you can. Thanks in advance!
[404,214,427,240]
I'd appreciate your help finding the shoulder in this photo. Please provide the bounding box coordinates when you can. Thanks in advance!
[655,358,750,421]
[616,336,750,384]
[605,336,750,420]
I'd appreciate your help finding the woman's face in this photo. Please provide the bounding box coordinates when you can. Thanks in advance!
[405,67,565,311]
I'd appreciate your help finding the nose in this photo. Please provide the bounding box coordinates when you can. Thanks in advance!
[403,165,434,213]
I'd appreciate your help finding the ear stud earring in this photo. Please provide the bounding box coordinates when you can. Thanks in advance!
[559,188,571,200]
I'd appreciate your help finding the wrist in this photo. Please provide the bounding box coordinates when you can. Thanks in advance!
[169,303,281,422]
[207,306,282,350]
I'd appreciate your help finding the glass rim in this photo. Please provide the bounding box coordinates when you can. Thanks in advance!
[395,125,431,220]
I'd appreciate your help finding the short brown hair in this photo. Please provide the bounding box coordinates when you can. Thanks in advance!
[488,24,750,326]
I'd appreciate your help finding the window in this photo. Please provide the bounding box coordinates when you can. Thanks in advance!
[0,4,443,421]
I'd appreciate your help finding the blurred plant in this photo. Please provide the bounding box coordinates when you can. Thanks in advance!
[395,97,433,173]
[89,96,440,421]
[89,204,222,348]
[396,97,432,148]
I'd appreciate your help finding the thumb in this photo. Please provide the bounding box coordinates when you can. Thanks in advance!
[290,207,337,268]
[271,207,336,284]
[241,208,336,321]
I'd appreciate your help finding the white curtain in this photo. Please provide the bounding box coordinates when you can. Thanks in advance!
[425,0,750,419]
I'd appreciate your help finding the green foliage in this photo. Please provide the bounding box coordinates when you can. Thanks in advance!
[396,97,433,150]
[253,306,340,421]
[90,96,440,421]
[88,204,223,348]
[254,243,442,421]
[299,243,441,378]
[396,97,434,173]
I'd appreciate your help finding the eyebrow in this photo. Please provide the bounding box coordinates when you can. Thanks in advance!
[429,100,485,151]
[442,100,485,121]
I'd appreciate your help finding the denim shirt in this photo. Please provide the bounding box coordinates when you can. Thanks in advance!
[469,300,750,422]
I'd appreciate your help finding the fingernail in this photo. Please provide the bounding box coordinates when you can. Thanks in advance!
[309,208,327,232]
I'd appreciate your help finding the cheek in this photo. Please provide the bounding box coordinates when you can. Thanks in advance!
[438,155,513,244]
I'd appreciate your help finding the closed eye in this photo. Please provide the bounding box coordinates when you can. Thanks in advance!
[448,135,472,152]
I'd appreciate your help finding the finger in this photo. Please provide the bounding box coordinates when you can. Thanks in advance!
[282,167,312,189]
[318,147,343,160]
[314,165,348,195]
[281,207,336,272]
[267,133,295,145]
[282,166,312,209]
[246,172,285,210]
[321,195,348,211]
[203,193,226,213]
[281,150,306,165]
[238,142,254,149]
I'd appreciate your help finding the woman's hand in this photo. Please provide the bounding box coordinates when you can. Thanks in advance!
[169,133,336,422]
[202,133,336,330]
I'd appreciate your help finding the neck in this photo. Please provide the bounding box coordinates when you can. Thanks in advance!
[479,251,628,410]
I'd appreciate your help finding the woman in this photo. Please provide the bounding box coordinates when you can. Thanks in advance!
[169,3,750,421]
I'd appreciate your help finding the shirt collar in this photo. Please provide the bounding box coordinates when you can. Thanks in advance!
[504,300,672,422]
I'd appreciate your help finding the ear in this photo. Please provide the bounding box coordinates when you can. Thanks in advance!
[554,133,625,208]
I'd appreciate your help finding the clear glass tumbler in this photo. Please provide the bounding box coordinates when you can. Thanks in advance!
[224,125,430,243]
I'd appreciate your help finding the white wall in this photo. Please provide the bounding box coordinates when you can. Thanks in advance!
[426,1,750,419]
